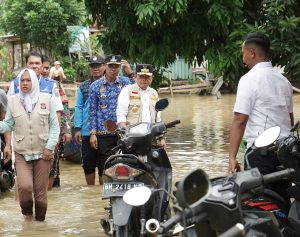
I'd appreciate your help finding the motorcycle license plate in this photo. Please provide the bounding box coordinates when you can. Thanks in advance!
[102,182,144,197]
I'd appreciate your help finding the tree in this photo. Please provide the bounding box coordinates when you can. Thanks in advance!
[85,0,300,88]
[1,0,86,56]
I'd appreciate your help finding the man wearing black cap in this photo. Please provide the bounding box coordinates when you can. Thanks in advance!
[88,54,132,184]
[116,64,162,127]
[74,55,106,185]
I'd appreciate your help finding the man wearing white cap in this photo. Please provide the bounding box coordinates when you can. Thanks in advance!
[117,64,161,126]
[50,61,66,83]
[117,64,165,147]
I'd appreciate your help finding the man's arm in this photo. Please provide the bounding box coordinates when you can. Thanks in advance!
[74,88,84,144]
[3,132,11,162]
[88,83,99,132]
[1,109,14,164]
[88,83,99,149]
[228,112,248,173]
[60,67,66,79]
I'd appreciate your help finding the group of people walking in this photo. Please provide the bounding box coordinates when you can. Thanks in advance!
[74,54,160,185]
[0,51,160,222]
[0,31,294,224]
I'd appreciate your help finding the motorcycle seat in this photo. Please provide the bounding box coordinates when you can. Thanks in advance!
[264,188,290,213]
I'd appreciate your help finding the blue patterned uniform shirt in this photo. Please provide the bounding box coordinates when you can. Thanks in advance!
[88,76,131,133]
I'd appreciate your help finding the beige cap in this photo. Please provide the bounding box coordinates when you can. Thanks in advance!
[54,61,60,65]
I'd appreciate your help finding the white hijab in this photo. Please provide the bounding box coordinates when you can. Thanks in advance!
[17,68,40,113]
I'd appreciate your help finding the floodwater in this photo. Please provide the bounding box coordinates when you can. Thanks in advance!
[1,93,300,237]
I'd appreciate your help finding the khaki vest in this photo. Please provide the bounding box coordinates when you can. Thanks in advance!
[126,84,159,125]
[8,93,51,155]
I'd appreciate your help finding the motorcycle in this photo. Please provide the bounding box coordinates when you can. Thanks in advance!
[128,125,300,236]
[123,168,245,237]
[100,98,181,236]
[0,137,15,195]
[242,124,300,236]
[0,159,15,194]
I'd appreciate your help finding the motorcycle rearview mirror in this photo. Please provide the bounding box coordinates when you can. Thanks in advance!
[254,126,281,148]
[290,121,300,132]
[155,98,169,112]
[123,186,152,206]
[176,169,210,209]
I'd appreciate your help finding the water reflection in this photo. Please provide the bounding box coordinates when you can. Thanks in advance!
[1,93,300,236]
[164,94,236,179]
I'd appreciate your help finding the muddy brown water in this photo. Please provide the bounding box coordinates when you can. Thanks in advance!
[1,94,300,236]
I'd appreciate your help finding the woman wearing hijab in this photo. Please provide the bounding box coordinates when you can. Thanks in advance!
[0,68,59,221]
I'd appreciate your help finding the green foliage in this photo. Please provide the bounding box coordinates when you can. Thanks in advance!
[85,0,300,88]
[1,0,86,56]
[73,56,89,81]
[64,67,76,83]
[262,0,300,81]
[89,34,104,56]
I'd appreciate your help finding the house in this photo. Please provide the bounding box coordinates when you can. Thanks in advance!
[0,34,30,75]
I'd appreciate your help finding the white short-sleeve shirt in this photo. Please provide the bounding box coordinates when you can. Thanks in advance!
[234,62,293,147]
[117,86,161,124]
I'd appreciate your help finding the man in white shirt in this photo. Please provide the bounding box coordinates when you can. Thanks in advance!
[117,64,165,147]
[228,32,293,202]
[50,61,66,83]
[117,64,161,126]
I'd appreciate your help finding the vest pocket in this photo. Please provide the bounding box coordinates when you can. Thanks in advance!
[38,134,49,142]
[15,135,25,142]
[12,113,24,131]
[128,104,140,113]
[13,134,25,153]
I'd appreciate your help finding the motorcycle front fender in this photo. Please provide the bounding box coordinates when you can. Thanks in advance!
[112,197,133,226]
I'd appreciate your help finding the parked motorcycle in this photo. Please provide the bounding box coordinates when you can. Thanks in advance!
[123,168,245,237]
[129,125,300,236]
[242,124,300,236]
[0,158,15,194]
[100,98,181,236]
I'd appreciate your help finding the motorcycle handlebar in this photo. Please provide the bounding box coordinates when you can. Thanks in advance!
[219,223,245,237]
[165,120,181,129]
[158,213,181,234]
[109,143,123,154]
[263,168,295,185]
[158,206,206,234]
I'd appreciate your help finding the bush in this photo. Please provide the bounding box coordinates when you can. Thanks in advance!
[64,67,76,83]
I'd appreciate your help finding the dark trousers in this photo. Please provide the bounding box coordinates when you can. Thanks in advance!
[245,147,291,205]
[81,135,117,176]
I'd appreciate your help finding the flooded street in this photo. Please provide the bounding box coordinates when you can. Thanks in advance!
[1,93,300,236]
